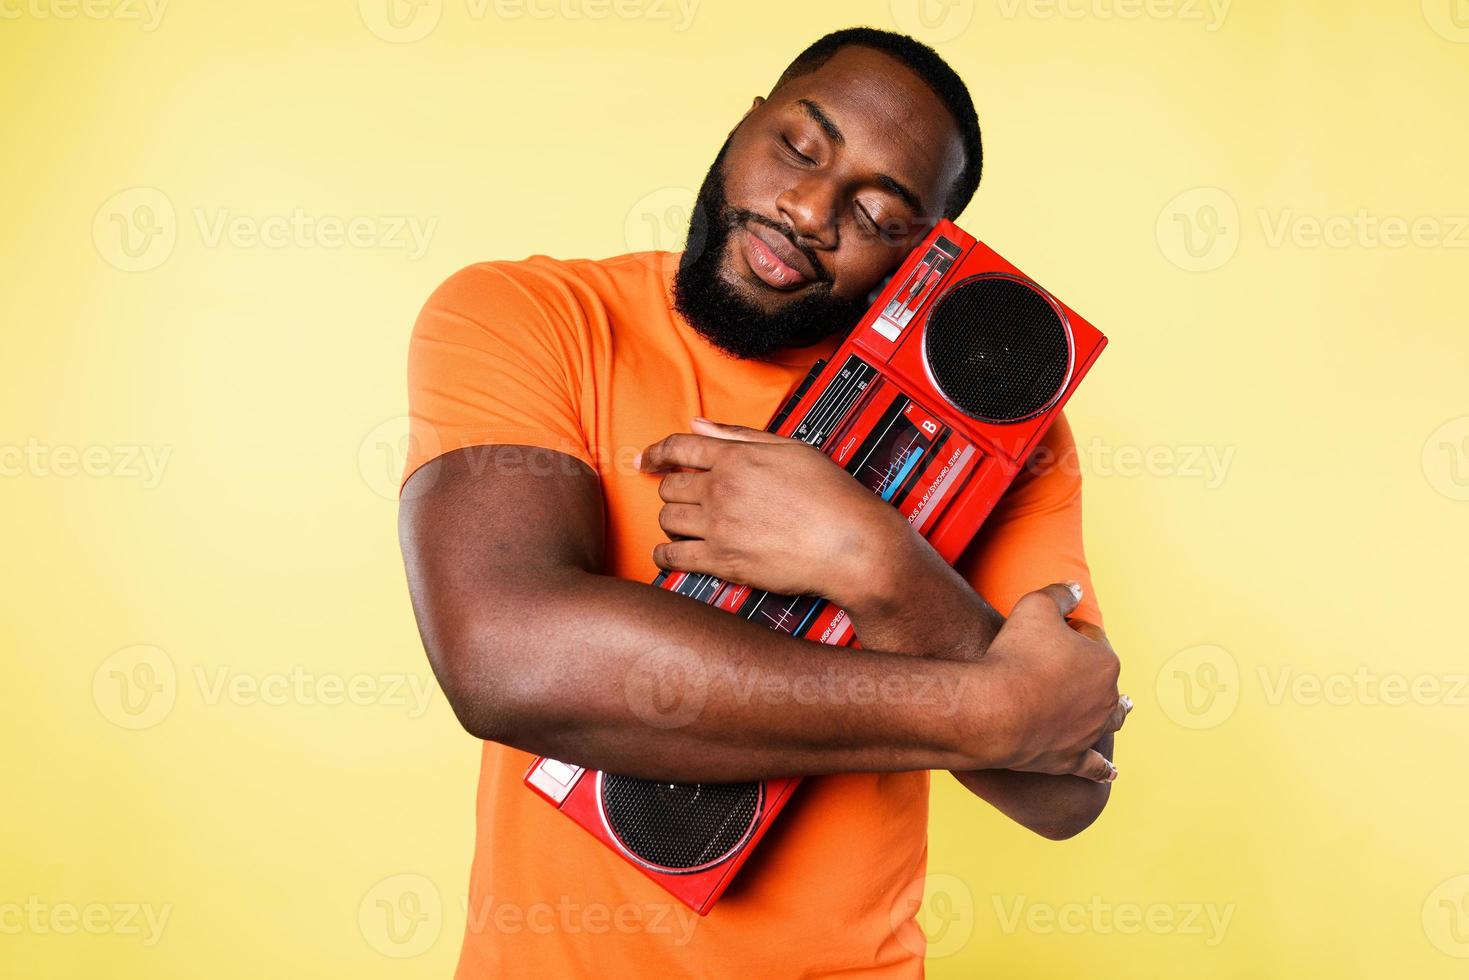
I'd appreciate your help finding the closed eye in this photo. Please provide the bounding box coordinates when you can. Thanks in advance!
[781,135,815,165]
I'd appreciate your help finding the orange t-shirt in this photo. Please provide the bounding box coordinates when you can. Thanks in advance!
[402,251,1102,978]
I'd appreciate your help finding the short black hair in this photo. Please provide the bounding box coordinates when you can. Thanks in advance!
[775,27,983,220]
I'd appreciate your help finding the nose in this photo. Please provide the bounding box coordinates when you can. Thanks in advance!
[775,177,839,251]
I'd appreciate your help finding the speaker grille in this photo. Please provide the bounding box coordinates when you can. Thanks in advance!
[923,275,1071,423]
[599,776,761,872]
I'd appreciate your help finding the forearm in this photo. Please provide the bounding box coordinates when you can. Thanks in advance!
[949,732,1113,839]
[412,563,1011,783]
[842,528,1112,835]
[842,529,1005,662]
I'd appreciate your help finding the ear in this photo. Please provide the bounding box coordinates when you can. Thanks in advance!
[729,95,765,136]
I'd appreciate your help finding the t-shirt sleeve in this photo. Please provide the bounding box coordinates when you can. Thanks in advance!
[952,412,1104,629]
[400,261,596,492]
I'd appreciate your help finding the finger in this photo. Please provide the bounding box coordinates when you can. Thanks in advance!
[657,502,707,540]
[1102,695,1132,736]
[657,471,710,504]
[636,433,726,474]
[1069,620,1106,643]
[1012,581,1084,621]
[689,417,790,445]
[1073,750,1118,784]
[651,538,713,573]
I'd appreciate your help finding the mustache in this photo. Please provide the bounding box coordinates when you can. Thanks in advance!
[726,207,833,285]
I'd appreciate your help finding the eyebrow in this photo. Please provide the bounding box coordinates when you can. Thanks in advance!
[796,98,927,217]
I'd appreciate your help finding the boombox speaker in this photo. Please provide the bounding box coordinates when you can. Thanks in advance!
[525,219,1108,914]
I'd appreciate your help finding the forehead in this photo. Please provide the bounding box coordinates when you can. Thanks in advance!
[772,45,965,210]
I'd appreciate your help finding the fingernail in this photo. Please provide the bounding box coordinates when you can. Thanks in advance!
[633,450,643,469]
[1106,765,1119,783]
[1065,581,1084,602]
[1120,694,1134,712]
[692,416,712,426]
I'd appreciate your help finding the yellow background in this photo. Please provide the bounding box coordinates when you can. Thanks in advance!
[4,1,1467,976]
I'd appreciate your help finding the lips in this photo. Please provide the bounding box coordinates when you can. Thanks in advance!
[741,223,819,290]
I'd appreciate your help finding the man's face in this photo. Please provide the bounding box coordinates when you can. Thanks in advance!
[673,45,967,359]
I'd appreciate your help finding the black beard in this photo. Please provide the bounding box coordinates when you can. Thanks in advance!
[671,140,869,360]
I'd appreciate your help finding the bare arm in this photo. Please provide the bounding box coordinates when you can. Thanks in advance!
[401,444,988,782]
[398,443,1123,784]
[845,543,1119,839]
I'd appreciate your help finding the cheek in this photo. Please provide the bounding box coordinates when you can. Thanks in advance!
[831,242,908,304]
[717,134,782,215]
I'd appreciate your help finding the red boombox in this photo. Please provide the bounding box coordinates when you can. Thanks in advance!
[525,219,1107,914]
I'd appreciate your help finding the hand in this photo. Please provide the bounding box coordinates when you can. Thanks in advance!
[636,417,910,605]
[970,582,1131,782]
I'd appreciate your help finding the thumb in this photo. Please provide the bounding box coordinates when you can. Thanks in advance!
[1073,749,1118,784]
[1013,581,1084,621]
[689,416,788,444]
